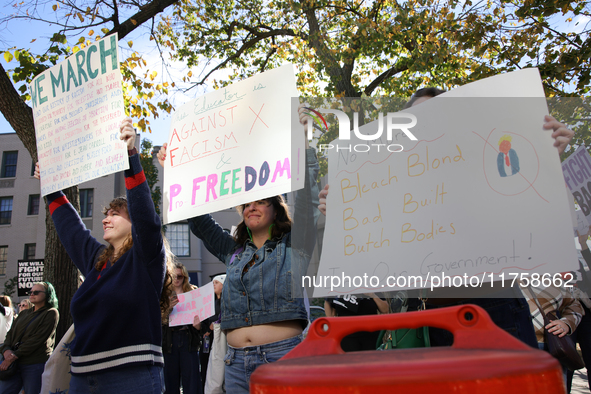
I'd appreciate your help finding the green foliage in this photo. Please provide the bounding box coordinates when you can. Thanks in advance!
[0,1,174,133]
[2,276,18,297]
[140,139,163,215]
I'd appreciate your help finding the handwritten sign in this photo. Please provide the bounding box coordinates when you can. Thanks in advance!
[18,259,44,297]
[169,281,215,327]
[32,34,128,196]
[563,146,591,230]
[313,68,578,296]
[162,64,302,224]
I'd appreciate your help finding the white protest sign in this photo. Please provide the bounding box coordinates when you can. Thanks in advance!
[32,34,128,197]
[169,281,215,327]
[313,68,578,296]
[562,145,591,229]
[162,64,302,224]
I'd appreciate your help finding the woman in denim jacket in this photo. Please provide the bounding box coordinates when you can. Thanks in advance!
[157,107,319,393]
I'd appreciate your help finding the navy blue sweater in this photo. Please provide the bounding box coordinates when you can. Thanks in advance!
[47,154,166,375]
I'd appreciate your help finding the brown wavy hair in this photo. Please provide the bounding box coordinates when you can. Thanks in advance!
[95,197,133,271]
[233,195,292,246]
[0,295,12,308]
[173,262,195,294]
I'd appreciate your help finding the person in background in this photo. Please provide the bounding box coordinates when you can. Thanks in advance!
[523,282,583,389]
[0,296,14,344]
[324,294,388,351]
[35,118,167,393]
[0,282,59,394]
[567,229,591,393]
[162,262,202,394]
[200,274,225,390]
[17,300,32,315]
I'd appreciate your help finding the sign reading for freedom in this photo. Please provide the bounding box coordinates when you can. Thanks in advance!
[32,34,128,197]
[313,69,578,296]
[163,64,302,224]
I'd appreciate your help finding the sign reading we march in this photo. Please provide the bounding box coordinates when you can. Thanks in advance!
[313,68,579,296]
[162,64,302,224]
[32,34,128,197]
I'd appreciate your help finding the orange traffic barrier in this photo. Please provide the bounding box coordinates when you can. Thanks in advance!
[250,304,564,393]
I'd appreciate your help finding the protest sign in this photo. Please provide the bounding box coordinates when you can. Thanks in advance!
[169,281,215,327]
[18,259,44,297]
[32,34,128,197]
[563,145,591,229]
[162,64,302,224]
[313,68,579,296]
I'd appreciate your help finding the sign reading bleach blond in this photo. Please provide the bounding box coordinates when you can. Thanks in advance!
[169,281,215,327]
[32,34,128,197]
[162,64,302,224]
[313,69,578,296]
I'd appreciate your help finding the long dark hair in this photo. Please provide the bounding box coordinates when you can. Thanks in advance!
[404,87,446,109]
[233,195,292,246]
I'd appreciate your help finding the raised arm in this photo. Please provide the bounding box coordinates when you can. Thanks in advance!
[292,104,320,258]
[120,118,164,267]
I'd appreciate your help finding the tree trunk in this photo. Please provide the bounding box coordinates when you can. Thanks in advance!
[43,188,80,341]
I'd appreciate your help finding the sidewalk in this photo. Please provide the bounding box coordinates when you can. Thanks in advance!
[572,369,589,394]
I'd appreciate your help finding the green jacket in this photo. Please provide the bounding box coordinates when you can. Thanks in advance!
[0,305,59,365]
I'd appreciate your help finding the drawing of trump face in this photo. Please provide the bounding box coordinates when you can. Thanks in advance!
[498,135,512,154]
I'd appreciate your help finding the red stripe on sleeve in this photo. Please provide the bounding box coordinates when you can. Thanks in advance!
[49,196,70,215]
[125,171,146,190]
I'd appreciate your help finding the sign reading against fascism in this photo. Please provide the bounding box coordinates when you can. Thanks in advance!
[18,260,44,297]
[169,281,215,327]
[162,64,302,224]
[31,34,128,196]
[313,68,579,296]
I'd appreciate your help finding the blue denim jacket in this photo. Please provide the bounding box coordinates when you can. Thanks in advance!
[189,148,320,330]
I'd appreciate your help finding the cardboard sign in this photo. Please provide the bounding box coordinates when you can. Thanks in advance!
[162,64,302,224]
[18,259,44,297]
[313,69,578,296]
[32,34,128,196]
[563,145,591,229]
[169,281,215,327]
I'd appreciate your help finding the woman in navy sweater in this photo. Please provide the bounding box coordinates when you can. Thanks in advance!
[35,118,167,393]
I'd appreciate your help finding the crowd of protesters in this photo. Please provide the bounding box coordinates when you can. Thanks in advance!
[2,82,590,394]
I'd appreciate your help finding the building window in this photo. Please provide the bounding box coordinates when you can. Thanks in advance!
[166,223,190,257]
[80,189,93,218]
[28,194,40,215]
[0,197,13,224]
[1,151,18,178]
[24,244,36,260]
[0,246,6,276]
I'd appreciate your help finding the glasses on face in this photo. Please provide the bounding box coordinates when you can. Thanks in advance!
[28,290,45,296]
[18,304,26,309]
[174,275,185,281]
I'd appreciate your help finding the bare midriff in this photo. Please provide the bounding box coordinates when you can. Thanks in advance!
[226,320,303,348]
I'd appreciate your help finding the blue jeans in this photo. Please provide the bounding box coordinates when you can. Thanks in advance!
[69,364,164,393]
[0,362,45,394]
[163,330,202,394]
[224,334,303,394]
